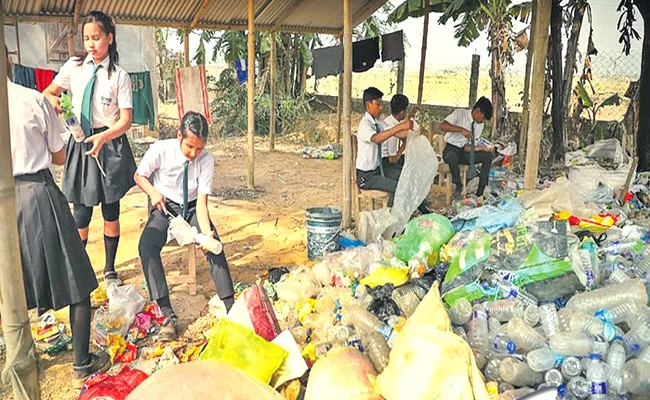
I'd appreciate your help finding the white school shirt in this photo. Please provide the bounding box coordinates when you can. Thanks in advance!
[136,139,215,205]
[8,79,66,176]
[53,54,133,129]
[356,112,389,171]
[382,114,420,157]
[442,108,484,148]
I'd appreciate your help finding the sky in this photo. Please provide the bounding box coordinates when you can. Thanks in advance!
[167,0,644,72]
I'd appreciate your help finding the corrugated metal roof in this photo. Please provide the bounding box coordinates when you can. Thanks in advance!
[3,0,388,34]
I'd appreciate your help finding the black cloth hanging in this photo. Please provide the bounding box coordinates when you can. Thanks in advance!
[381,31,405,62]
[311,45,344,79]
[353,37,379,73]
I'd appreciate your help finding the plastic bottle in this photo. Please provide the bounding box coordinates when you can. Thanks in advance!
[498,388,535,400]
[550,333,595,357]
[486,299,524,322]
[591,338,609,358]
[565,279,648,314]
[354,284,374,309]
[499,357,543,386]
[569,312,609,338]
[467,304,489,353]
[498,382,515,393]
[539,303,560,337]
[392,281,428,301]
[558,308,574,333]
[342,303,385,336]
[545,368,564,386]
[568,376,590,399]
[622,324,650,355]
[636,247,650,275]
[596,301,638,325]
[60,93,86,143]
[453,326,468,342]
[490,333,517,354]
[391,290,420,318]
[527,347,564,372]
[489,273,538,307]
[365,332,390,373]
[523,304,540,327]
[623,359,650,395]
[326,325,351,345]
[637,345,650,363]
[598,240,644,256]
[608,267,630,284]
[606,340,627,371]
[586,354,608,399]
[507,317,546,351]
[488,317,505,334]
[449,298,472,326]
[603,365,625,395]
[561,357,582,379]
[485,359,502,382]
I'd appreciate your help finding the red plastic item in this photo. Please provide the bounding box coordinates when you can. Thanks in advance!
[116,343,138,364]
[78,367,148,400]
[244,285,281,341]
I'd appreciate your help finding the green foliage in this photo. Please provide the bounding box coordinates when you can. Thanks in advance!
[575,82,621,131]
[211,69,311,137]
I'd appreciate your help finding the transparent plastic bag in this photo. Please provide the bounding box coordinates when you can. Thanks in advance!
[93,285,146,344]
[358,208,398,244]
[275,267,322,305]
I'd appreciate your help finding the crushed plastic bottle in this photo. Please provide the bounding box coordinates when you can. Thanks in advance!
[606,339,626,371]
[598,240,644,257]
[468,304,489,353]
[586,354,608,399]
[486,299,524,322]
[507,317,546,351]
[623,359,650,395]
[539,303,560,337]
[365,332,390,373]
[489,273,538,307]
[449,297,472,326]
[527,347,563,372]
[499,357,543,387]
[523,304,540,327]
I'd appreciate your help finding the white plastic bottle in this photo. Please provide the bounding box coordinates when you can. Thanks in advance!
[558,308,574,332]
[608,267,630,284]
[507,317,546,351]
[623,359,650,395]
[539,303,560,337]
[623,324,650,355]
[527,347,564,372]
[568,376,590,399]
[561,356,582,380]
[449,297,472,326]
[565,279,648,314]
[490,333,517,354]
[550,333,595,357]
[486,299,524,322]
[523,304,540,327]
[545,368,564,387]
[606,340,626,370]
[603,364,625,395]
[586,354,608,399]
[499,357,543,387]
[485,358,502,382]
[569,312,607,338]
[596,301,638,325]
[467,304,489,352]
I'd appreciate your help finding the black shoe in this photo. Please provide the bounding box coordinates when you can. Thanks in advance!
[159,316,179,341]
[417,203,432,214]
[453,187,463,201]
[72,351,111,388]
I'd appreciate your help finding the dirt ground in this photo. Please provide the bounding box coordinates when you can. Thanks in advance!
[1,130,347,399]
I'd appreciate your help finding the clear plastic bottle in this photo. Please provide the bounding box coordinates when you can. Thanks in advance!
[558,308,574,333]
[490,333,517,354]
[586,354,608,399]
[342,303,384,335]
[486,299,524,322]
[488,317,505,334]
[453,325,468,342]
[527,347,564,372]
[568,376,590,399]
[365,332,390,373]
[626,305,650,330]
[636,247,650,275]
[608,267,630,284]
[545,368,564,386]
[598,240,644,256]
[326,325,351,345]
[565,279,648,314]
[561,357,582,380]
[539,303,560,337]
[490,273,538,307]
[638,345,650,363]
[485,359,502,382]
[623,359,650,395]
[507,317,547,351]
[392,281,428,301]
[449,297,472,326]
[468,304,489,353]
[523,304,541,327]
[606,340,627,370]
[392,290,420,318]
[354,284,374,309]
[498,388,535,400]
[623,324,650,355]
[569,312,607,338]
[596,301,638,325]
[499,357,543,386]
[603,365,625,395]
[550,333,595,357]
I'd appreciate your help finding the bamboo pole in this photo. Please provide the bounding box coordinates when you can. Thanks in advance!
[416,0,430,107]
[270,31,276,151]
[524,0,551,190]
[247,0,255,188]
[342,0,352,228]
[0,11,41,399]
[184,30,190,66]
[519,0,537,162]
[396,58,405,94]
[14,20,21,64]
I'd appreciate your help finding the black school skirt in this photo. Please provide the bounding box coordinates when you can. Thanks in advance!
[15,170,98,310]
[62,127,137,207]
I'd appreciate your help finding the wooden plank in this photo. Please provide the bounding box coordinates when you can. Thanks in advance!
[269,31,276,151]
[342,0,352,228]
[190,0,211,29]
[523,0,551,190]
[247,0,255,188]
[416,0,430,107]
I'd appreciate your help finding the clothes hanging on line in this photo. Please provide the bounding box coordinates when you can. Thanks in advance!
[13,64,37,90]
[381,31,405,62]
[353,37,379,73]
[174,65,211,124]
[234,59,248,84]
[34,68,56,92]
[311,45,344,79]
[129,71,156,130]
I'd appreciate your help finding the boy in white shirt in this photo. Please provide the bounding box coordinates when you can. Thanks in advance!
[356,87,412,207]
[440,96,494,200]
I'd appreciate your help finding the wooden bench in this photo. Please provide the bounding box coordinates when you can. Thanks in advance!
[351,133,390,233]
[428,121,468,206]
[147,197,197,296]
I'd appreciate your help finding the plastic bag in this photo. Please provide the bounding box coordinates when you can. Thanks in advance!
[359,267,409,289]
[377,283,489,400]
[127,361,285,400]
[367,285,402,323]
[388,132,438,237]
[392,214,455,264]
[358,208,398,244]
[313,246,381,287]
[199,318,287,384]
[227,285,281,341]
[518,177,601,219]
[305,347,382,400]
[92,285,146,344]
[275,267,322,305]
[167,215,197,246]
[80,367,148,400]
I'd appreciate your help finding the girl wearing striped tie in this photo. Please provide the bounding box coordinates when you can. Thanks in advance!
[44,10,136,287]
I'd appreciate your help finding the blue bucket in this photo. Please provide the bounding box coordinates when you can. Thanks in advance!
[306,207,342,260]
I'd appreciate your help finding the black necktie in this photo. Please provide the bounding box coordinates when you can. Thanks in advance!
[182,160,189,219]
[375,122,384,177]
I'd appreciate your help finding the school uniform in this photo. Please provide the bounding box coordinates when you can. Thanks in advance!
[442,108,492,195]
[136,139,234,303]
[8,79,97,310]
[53,55,137,207]
[356,112,401,207]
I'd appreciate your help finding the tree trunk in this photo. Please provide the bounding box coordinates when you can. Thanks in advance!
[291,34,300,97]
[550,0,564,158]
[635,0,650,171]
[520,0,538,161]
[489,33,506,138]
[562,2,586,124]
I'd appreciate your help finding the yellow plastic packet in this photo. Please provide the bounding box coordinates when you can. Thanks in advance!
[359,267,409,289]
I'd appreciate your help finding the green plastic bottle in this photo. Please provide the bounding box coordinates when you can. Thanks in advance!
[60,93,85,142]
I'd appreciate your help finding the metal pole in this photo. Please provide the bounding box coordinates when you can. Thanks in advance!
[0,9,41,399]
[342,0,352,228]
[247,0,255,188]
[524,0,552,190]
[416,0,430,106]
[270,31,276,151]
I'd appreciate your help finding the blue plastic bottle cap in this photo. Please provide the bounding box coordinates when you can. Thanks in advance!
[589,353,600,360]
